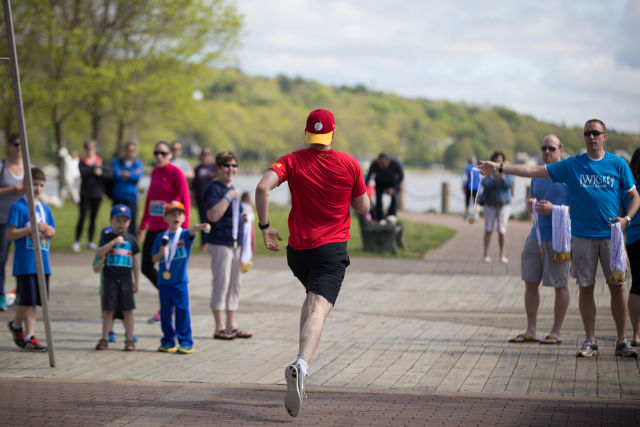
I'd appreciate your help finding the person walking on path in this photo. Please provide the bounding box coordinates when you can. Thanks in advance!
[481,151,514,264]
[111,142,143,235]
[138,141,190,324]
[623,148,640,347]
[255,109,370,417]
[73,139,105,252]
[462,156,480,221]
[365,153,403,221]
[204,151,252,341]
[479,118,640,358]
[0,132,24,311]
[508,135,570,345]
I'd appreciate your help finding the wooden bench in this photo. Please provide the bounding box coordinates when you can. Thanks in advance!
[356,213,404,254]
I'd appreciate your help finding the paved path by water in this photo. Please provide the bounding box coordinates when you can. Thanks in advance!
[0,212,638,425]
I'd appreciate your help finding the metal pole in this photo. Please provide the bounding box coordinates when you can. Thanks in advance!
[3,0,56,367]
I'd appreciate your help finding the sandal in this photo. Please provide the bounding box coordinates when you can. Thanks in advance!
[632,340,640,347]
[95,338,108,350]
[508,333,539,343]
[124,339,136,351]
[228,328,252,339]
[540,335,562,345]
[214,329,236,340]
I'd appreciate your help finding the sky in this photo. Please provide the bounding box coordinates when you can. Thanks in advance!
[235,0,640,134]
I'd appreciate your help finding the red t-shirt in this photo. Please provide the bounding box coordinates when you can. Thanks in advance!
[270,147,367,250]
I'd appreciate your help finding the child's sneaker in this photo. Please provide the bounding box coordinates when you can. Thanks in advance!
[157,344,177,353]
[132,334,138,342]
[8,321,26,348]
[95,338,108,350]
[0,295,7,311]
[124,340,136,351]
[177,344,194,354]
[23,335,46,352]
[108,331,116,343]
[148,312,161,324]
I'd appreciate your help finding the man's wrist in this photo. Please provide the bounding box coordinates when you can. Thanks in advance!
[259,221,270,230]
[498,163,503,173]
[224,194,232,202]
[625,215,631,225]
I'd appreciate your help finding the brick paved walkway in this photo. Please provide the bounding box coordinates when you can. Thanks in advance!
[1,212,639,425]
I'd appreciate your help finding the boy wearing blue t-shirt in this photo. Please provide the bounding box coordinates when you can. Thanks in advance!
[94,204,140,351]
[151,200,210,354]
[6,167,56,351]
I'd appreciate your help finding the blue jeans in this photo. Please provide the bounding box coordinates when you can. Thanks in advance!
[0,223,11,296]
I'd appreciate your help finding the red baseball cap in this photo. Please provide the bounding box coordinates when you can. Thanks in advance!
[305,109,335,146]
[164,200,185,214]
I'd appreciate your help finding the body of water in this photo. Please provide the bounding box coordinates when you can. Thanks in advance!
[45,172,531,215]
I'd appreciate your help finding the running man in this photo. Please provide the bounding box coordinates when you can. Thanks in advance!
[255,109,370,417]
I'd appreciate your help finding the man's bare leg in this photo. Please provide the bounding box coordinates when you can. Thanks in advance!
[549,287,570,339]
[298,292,333,364]
[608,284,628,340]
[578,285,596,340]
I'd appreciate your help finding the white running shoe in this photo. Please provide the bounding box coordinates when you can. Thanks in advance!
[87,242,97,250]
[284,363,305,417]
[71,241,81,253]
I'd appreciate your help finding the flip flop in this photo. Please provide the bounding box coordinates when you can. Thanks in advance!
[214,330,236,340]
[228,328,252,339]
[540,335,562,345]
[508,333,539,343]
[631,340,640,347]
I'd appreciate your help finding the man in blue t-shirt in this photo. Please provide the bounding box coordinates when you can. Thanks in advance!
[508,135,570,345]
[479,119,640,358]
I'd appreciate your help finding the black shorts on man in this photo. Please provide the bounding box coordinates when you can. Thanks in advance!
[287,241,350,305]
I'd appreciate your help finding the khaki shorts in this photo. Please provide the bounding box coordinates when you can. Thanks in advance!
[521,237,570,288]
[570,236,622,286]
[483,205,510,234]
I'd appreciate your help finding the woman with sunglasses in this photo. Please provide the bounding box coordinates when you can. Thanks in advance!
[204,151,252,340]
[0,133,24,311]
[139,140,190,323]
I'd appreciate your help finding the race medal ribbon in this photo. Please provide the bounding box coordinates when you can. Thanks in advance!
[552,205,571,262]
[610,222,627,283]
[531,200,543,254]
[24,196,48,249]
[162,227,182,280]
[231,197,239,249]
[468,168,483,224]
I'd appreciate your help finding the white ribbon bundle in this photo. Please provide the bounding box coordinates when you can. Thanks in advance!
[610,222,627,283]
[231,198,240,248]
[240,201,254,273]
[532,200,543,253]
[468,167,483,224]
[551,205,571,262]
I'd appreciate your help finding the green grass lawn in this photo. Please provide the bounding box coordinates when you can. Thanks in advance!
[48,201,455,258]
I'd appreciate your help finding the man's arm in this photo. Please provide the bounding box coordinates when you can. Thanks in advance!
[612,187,640,231]
[478,161,549,179]
[351,193,370,216]
[255,169,283,251]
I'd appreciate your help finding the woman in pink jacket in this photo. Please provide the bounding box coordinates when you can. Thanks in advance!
[138,140,190,323]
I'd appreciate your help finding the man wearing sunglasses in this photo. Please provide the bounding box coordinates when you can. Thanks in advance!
[255,109,370,417]
[509,135,570,345]
[479,119,640,358]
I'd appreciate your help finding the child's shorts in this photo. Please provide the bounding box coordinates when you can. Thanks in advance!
[102,277,136,312]
[17,274,50,306]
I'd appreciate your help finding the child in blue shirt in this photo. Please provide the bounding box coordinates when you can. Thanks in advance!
[6,167,56,351]
[151,200,210,354]
[94,204,140,351]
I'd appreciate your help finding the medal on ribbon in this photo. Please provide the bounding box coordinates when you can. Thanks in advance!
[231,195,240,249]
[162,227,182,281]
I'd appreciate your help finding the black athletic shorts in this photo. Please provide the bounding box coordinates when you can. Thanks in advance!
[287,241,350,305]
[101,277,136,312]
[17,274,50,306]
[626,240,640,296]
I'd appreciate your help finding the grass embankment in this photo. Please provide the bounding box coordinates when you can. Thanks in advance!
[48,202,455,259]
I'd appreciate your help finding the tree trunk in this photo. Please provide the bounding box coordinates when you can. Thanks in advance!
[52,108,65,199]
[115,118,125,158]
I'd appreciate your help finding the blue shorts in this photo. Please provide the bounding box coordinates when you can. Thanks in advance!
[17,274,50,306]
[287,242,350,305]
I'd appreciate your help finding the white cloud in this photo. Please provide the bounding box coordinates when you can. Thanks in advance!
[236,0,640,133]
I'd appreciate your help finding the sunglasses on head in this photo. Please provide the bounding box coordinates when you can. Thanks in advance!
[153,151,170,157]
[541,145,557,152]
[584,130,604,137]
[222,163,238,168]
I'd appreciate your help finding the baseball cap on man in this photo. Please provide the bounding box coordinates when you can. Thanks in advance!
[164,200,185,214]
[305,109,335,146]
[110,204,131,219]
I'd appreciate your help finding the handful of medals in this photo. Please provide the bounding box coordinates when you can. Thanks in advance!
[554,251,570,262]
[610,270,626,283]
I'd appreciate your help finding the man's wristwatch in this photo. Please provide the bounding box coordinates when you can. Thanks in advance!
[498,163,503,173]
[259,222,270,230]
[625,215,631,225]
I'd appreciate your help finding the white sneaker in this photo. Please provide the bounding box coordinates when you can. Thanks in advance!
[71,241,81,253]
[483,256,491,263]
[500,257,509,264]
[87,242,97,250]
[284,363,305,417]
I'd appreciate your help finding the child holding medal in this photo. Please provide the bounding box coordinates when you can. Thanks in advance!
[151,200,210,354]
[6,167,56,351]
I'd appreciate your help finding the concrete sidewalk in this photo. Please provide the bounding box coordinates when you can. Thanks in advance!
[1,212,639,425]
